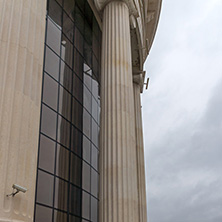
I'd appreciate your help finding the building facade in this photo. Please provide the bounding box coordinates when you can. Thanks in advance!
[0,0,161,222]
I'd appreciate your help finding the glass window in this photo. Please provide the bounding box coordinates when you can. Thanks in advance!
[43,73,58,110]
[54,210,67,222]
[73,73,83,103]
[74,6,84,34]
[71,126,82,156]
[83,135,90,164]
[69,215,81,222]
[83,85,91,113]
[83,109,91,139]
[60,60,72,93]
[39,135,55,174]
[36,1,102,221]
[91,144,98,171]
[70,153,82,186]
[92,119,98,147]
[46,17,61,55]
[72,98,83,130]
[64,0,75,20]
[63,11,74,42]
[57,115,70,148]
[92,97,97,122]
[36,170,54,206]
[83,66,92,91]
[84,41,92,67]
[74,49,83,80]
[41,104,57,140]
[35,204,52,222]
[82,191,90,220]
[61,34,73,68]
[56,145,69,180]
[91,169,98,198]
[92,78,99,101]
[45,46,60,80]
[48,0,62,27]
[82,162,90,192]
[91,196,98,222]
[84,2,93,27]
[84,22,92,46]
[59,86,71,121]
[69,185,81,216]
[54,178,68,211]
[74,28,84,55]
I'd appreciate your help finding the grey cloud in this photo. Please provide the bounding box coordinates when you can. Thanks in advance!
[143,0,222,221]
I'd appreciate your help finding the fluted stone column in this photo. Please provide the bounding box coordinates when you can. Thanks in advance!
[133,83,148,222]
[99,1,139,221]
[0,0,46,221]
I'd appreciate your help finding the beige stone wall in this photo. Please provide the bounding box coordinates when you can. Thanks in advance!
[0,0,46,221]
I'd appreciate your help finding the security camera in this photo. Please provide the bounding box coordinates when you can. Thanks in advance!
[6,184,27,197]
[12,184,27,193]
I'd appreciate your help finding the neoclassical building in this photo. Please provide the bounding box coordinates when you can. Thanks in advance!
[0,0,161,221]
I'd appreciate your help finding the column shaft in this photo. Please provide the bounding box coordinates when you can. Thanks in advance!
[133,83,148,222]
[0,0,46,221]
[99,1,139,222]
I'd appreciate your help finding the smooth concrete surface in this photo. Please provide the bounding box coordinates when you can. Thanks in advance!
[133,83,148,222]
[99,1,140,221]
[0,0,46,221]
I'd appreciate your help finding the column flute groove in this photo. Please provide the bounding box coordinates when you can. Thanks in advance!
[99,1,139,221]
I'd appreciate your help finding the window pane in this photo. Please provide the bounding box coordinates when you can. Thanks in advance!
[74,6,84,34]
[83,109,91,139]
[74,49,83,80]
[92,78,99,102]
[71,126,82,156]
[57,115,70,148]
[83,135,90,164]
[82,191,90,220]
[60,60,72,93]
[39,135,55,173]
[41,104,57,140]
[45,46,60,80]
[91,169,98,198]
[59,86,71,121]
[54,178,68,211]
[72,98,83,131]
[69,185,81,216]
[91,196,98,222]
[61,35,73,68]
[91,144,98,171]
[56,145,69,180]
[92,97,97,122]
[54,209,67,222]
[70,153,82,186]
[35,204,52,222]
[64,0,75,20]
[63,11,74,42]
[82,162,90,192]
[83,85,91,113]
[46,17,61,55]
[36,170,54,206]
[43,73,58,110]
[92,119,98,147]
[73,73,83,103]
[74,28,84,55]
[48,0,62,27]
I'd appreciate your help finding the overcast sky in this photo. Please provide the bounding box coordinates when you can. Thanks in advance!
[142,0,222,221]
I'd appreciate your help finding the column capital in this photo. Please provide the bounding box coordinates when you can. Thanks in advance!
[94,0,138,16]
